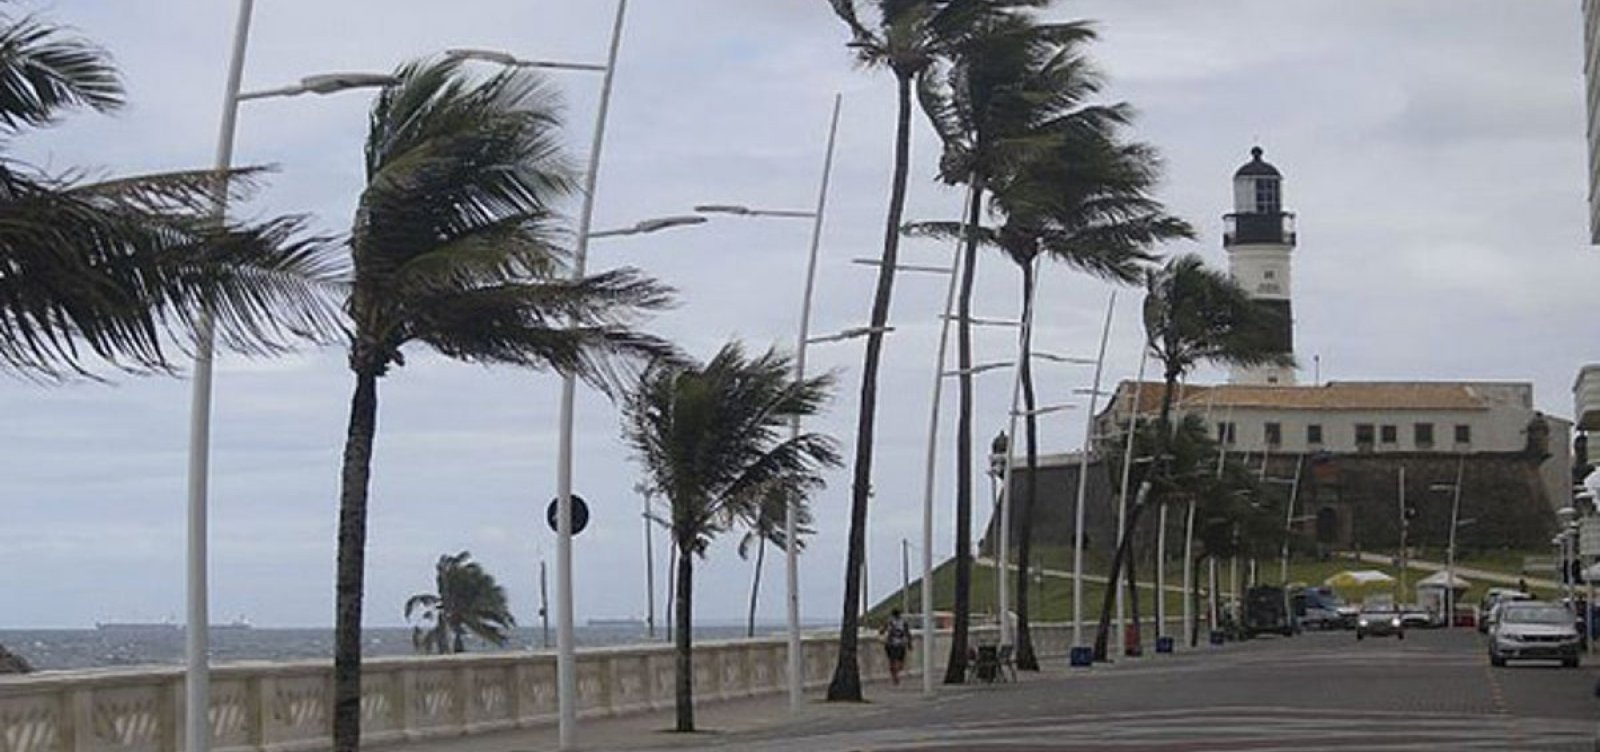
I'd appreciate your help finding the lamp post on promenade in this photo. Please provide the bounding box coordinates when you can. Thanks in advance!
[693,93,842,710]
[446,5,631,746]
[1428,455,1466,627]
[190,5,397,751]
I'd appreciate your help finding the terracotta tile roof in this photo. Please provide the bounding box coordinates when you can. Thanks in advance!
[1109,381,1490,413]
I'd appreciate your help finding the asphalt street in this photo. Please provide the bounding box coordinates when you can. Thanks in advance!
[658,629,1600,751]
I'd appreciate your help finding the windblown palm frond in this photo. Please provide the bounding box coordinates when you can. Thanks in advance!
[1142,253,1296,379]
[0,12,120,129]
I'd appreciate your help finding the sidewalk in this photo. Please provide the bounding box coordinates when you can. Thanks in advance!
[405,677,951,752]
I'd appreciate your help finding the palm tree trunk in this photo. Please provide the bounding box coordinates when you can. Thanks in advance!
[828,70,914,703]
[674,544,695,732]
[943,175,984,685]
[1093,495,1149,661]
[1126,522,1142,655]
[333,368,380,752]
[1013,261,1040,671]
[1189,554,1203,647]
[747,537,766,638]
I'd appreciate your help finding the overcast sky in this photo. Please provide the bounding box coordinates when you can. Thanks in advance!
[0,1,1590,630]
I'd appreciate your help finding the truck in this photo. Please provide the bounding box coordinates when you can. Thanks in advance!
[1242,585,1296,638]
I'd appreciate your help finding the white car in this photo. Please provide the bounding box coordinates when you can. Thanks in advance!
[1489,602,1581,668]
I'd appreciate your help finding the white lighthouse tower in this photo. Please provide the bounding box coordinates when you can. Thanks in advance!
[1225,146,1297,385]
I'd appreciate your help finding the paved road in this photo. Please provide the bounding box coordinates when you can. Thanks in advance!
[641,629,1600,751]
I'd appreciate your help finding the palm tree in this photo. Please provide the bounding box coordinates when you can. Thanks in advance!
[915,14,1190,671]
[915,10,1094,683]
[1091,253,1291,661]
[738,486,814,638]
[822,0,1052,700]
[622,342,840,732]
[405,551,515,654]
[0,11,338,380]
[330,59,675,752]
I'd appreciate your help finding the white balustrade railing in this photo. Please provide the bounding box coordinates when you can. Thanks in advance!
[0,624,1078,752]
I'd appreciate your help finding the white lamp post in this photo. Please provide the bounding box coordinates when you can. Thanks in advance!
[190,5,396,752]
[446,6,630,748]
[1069,292,1115,658]
[693,92,843,710]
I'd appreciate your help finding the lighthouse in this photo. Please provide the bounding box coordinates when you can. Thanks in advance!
[1225,146,1297,385]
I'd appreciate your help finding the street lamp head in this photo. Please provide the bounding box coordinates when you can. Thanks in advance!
[634,215,707,234]
[1558,505,1578,521]
[694,204,752,216]
[299,72,400,94]
[445,48,522,66]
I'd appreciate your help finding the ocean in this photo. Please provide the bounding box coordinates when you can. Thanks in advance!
[0,623,807,672]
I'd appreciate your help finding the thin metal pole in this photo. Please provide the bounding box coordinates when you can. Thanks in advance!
[918,181,967,695]
[188,3,253,749]
[785,93,840,709]
[996,256,1043,646]
[540,560,551,649]
[1182,499,1196,646]
[1397,467,1407,596]
[1278,456,1305,621]
[1072,292,1115,649]
[643,494,656,640]
[1446,455,1463,628]
[1156,503,1167,641]
[901,539,911,615]
[555,2,627,747]
[1114,347,1148,656]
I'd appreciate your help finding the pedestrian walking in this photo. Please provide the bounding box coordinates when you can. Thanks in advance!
[880,608,911,685]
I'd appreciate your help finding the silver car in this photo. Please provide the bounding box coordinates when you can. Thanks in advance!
[1489,602,1581,668]
[1356,604,1404,640]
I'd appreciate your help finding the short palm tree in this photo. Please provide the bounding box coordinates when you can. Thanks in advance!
[331,59,674,752]
[405,551,515,654]
[0,10,338,380]
[823,0,1051,701]
[623,342,840,732]
[738,486,814,638]
[1091,253,1291,661]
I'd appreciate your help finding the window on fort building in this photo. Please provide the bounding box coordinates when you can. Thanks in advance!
[1380,425,1397,444]
[1455,424,1472,445]
[1307,424,1323,445]
[1356,424,1375,447]
[1217,422,1236,445]
[1263,269,1277,280]
[1265,422,1282,446]
[1415,423,1434,448]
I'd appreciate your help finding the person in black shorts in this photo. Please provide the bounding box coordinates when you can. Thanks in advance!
[881,608,911,685]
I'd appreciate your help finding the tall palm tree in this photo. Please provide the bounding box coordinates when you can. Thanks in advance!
[0,11,338,380]
[1091,253,1291,660]
[404,551,515,654]
[622,342,840,732]
[330,59,674,752]
[738,486,814,638]
[916,13,1189,671]
[915,10,1095,683]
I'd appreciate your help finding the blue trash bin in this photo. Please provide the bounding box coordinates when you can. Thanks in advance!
[1208,630,1225,645]
[1156,636,1175,654]
[1069,646,1093,667]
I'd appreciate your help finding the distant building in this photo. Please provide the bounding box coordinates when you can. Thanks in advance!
[1585,0,1600,243]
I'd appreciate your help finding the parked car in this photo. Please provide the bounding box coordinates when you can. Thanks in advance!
[1488,601,1581,668]
[1242,585,1295,638]
[1479,588,1532,634]
[1295,586,1356,630]
[1398,604,1439,629]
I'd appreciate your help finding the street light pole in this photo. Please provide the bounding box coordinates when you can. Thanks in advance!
[782,93,840,709]
[1072,292,1115,653]
[994,256,1044,647]
[912,184,967,694]
[554,3,628,747]
[1114,346,1149,657]
[1445,455,1464,627]
[192,6,396,750]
